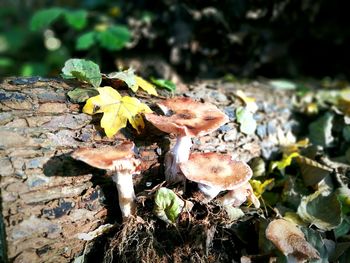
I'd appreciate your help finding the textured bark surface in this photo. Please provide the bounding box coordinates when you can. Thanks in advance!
[0,77,295,263]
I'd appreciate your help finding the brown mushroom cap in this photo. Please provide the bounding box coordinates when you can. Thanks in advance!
[179,152,252,190]
[145,97,229,137]
[71,141,140,172]
[266,219,320,261]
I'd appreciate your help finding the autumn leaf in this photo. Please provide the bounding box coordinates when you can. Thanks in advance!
[83,86,152,137]
[106,69,158,96]
[135,76,158,96]
[270,152,300,173]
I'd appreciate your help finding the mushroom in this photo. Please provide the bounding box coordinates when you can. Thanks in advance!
[145,97,228,183]
[71,141,141,219]
[179,152,259,207]
[266,219,320,262]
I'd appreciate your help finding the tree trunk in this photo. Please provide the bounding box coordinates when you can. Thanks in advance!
[0,77,294,263]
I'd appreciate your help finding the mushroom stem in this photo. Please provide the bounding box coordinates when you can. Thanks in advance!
[165,136,192,183]
[219,182,260,208]
[198,183,221,202]
[111,172,135,219]
[173,136,192,163]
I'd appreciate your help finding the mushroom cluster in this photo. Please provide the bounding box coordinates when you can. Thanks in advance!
[72,96,259,220]
[146,97,259,208]
[145,97,229,183]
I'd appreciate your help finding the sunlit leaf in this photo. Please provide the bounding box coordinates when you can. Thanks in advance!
[154,187,185,224]
[250,178,275,198]
[106,69,158,95]
[297,190,342,231]
[308,112,334,147]
[30,8,64,31]
[281,138,309,155]
[236,90,258,113]
[236,106,257,135]
[135,76,158,96]
[151,77,177,92]
[107,68,138,92]
[270,152,299,173]
[62,58,101,88]
[83,86,152,137]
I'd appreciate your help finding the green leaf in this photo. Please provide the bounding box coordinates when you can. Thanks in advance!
[269,79,297,90]
[150,77,176,92]
[62,58,101,88]
[297,190,342,231]
[235,106,257,135]
[334,218,350,239]
[76,32,96,50]
[96,25,130,51]
[106,68,137,91]
[67,88,99,103]
[30,8,64,31]
[0,57,14,67]
[343,125,350,142]
[308,112,334,147]
[154,187,184,224]
[64,10,87,30]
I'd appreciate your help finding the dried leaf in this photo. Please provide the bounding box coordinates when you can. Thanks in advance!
[266,219,320,261]
[83,86,152,137]
[295,156,332,186]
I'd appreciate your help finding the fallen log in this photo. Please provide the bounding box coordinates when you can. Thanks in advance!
[0,76,295,262]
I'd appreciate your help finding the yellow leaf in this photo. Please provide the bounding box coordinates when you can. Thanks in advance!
[236,90,258,113]
[270,152,300,173]
[83,86,152,137]
[135,76,158,96]
[250,178,275,198]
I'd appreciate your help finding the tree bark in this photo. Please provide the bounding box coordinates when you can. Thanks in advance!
[0,77,294,263]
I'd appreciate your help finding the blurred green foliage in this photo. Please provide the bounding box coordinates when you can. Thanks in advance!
[0,0,130,77]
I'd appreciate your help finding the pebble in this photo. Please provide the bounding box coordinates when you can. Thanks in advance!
[223,129,237,142]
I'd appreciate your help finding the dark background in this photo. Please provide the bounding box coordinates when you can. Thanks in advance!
[0,0,349,80]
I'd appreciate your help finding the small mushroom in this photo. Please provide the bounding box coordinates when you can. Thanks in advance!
[179,152,258,205]
[71,141,141,219]
[266,219,320,262]
[145,97,228,183]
